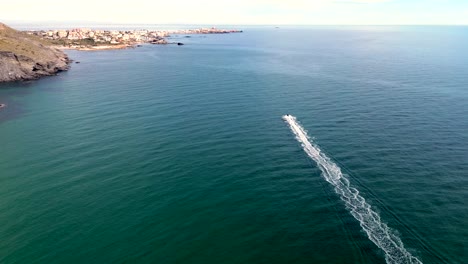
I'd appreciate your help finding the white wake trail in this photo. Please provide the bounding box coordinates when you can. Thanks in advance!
[283,115,422,264]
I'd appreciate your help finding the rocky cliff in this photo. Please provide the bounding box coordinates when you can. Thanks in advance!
[0,23,70,82]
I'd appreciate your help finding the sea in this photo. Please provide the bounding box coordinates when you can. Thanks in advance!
[0,25,467,264]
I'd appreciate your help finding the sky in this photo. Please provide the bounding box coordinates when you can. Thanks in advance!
[1,0,468,25]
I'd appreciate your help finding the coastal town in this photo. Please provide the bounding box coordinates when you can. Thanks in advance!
[26,27,243,50]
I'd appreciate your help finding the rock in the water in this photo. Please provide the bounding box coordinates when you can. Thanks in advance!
[150,39,168,45]
[177,42,184,46]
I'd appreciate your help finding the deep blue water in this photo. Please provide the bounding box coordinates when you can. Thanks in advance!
[1,26,467,264]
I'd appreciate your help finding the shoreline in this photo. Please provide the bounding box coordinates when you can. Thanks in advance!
[56,44,133,51]
[29,27,242,51]
[55,42,184,51]
[0,22,70,83]
[1,24,240,83]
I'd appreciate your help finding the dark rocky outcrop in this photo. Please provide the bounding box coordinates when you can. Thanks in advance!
[0,22,70,83]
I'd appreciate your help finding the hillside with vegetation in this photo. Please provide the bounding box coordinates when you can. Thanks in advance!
[0,23,69,82]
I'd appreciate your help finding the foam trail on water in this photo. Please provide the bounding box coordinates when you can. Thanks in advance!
[283,115,422,264]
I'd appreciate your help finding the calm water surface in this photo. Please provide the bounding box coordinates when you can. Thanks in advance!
[1,26,467,264]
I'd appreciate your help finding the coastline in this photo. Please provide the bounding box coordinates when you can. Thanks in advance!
[29,27,242,51]
[56,44,133,51]
[0,23,70,83]
[1,24,241,83]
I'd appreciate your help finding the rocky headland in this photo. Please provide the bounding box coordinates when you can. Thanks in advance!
[0,23,70,83]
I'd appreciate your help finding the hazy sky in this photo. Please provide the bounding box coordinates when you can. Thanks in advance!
[2,0,468,25]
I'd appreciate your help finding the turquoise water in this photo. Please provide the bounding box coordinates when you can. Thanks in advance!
[1,27,467,264]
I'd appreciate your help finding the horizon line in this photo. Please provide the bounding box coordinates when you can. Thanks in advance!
[4,21,468,27]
